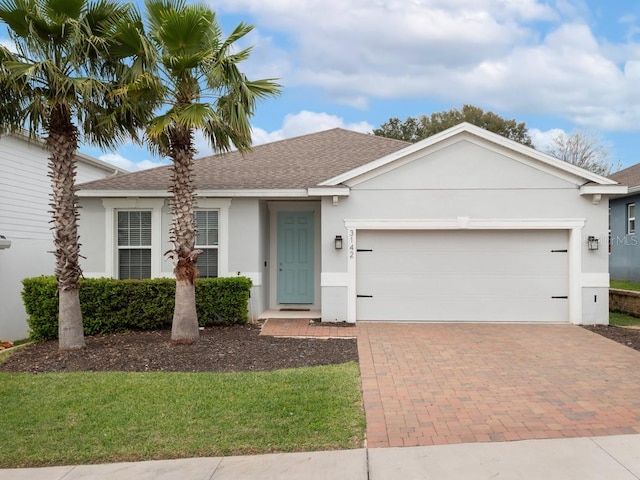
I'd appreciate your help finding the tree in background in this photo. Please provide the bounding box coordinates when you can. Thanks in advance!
[544,130,620,176]
[373,104,533,147]
[144,0,280,344]
[0,0,155,350]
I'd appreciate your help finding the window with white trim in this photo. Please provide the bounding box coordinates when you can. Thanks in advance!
[195,210,219,278]
[117,211,152,279]
[628,203,636,234]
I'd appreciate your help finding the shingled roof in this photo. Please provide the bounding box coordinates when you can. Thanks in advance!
[78,128,410,192]
[610,163,640,189]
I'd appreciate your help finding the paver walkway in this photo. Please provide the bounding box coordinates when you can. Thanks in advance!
[262,319,640,448]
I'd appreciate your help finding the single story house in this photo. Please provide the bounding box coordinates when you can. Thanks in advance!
[0,133,125,340]
[609,163,640,281]
[77,123,626,325]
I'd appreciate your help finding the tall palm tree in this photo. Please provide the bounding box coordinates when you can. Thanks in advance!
[144,0,280,344]
[0,0,156,350]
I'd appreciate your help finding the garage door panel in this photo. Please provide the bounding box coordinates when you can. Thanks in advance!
[358,296,567,322]
[356,230,569,322]
[359,273,566,297]
[358,253,567,276]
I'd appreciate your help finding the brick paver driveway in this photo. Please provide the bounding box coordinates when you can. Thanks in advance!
[358,323,640,448]
[261,320,640,448]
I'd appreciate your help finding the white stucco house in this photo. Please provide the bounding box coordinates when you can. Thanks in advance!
[0,133,124,340]
[77,123,626,325]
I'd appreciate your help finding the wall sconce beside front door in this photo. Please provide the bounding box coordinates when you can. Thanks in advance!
[335,235,343,250]
[587,236,599,251]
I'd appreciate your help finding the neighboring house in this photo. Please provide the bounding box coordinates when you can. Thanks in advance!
[77,123,625,325]
[0,133,125,340]
[609,163,640,281]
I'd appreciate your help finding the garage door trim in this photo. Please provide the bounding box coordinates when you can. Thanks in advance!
[343,217,585,324]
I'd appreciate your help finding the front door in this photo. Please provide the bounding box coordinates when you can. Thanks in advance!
[277,211,314,304]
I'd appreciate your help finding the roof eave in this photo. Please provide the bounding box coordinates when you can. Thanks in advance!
[307,186,350,196]
[579,184,628,196]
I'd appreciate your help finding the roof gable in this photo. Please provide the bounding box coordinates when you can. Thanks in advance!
[320,123,619,188]
[351,138,579,191]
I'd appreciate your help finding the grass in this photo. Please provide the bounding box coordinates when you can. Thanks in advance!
[0,363,365,468]
[610,311,640,327]
[611,280,640,291]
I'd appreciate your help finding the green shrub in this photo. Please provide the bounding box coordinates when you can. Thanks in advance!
[22,276,252,341]
[196,277,252,326]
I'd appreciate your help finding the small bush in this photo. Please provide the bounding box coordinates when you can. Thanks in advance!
[196,277,252,326]
[22,276,252,341]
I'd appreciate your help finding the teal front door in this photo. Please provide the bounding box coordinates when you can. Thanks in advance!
[277,211,314,304]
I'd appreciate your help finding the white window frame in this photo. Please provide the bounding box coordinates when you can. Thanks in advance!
[117,210,153,279]
[194,209,220,278]
[103,198,164,279]
[103,197,231,279]
[193,199,231,277]
[628,203,636,235]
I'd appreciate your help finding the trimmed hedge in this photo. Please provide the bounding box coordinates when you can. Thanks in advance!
[22,276,252,341]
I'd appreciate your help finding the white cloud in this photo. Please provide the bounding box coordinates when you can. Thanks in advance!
[99,153,170,172]
[251,110,373,145]
[529,127,566,151]
[210,0,640,130]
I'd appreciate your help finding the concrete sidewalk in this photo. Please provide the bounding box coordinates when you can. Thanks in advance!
[3,434,640,479]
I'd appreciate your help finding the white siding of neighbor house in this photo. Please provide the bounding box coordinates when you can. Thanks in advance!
[0,135,119,340]
[320,138,610,324]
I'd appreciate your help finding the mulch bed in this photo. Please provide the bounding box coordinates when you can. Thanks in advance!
[0,324,358,374]
[582,325,640,352]
[2,323,640,374]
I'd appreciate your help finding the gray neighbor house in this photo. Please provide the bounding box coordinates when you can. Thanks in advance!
[76,123,626,326]
[610,163,640,281]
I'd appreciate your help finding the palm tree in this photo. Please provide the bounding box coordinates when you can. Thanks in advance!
[144,0,280,344]
[0,0,156,350]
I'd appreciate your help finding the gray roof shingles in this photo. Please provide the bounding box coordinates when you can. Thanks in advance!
[78,128,410,192]
[610,163,640,189]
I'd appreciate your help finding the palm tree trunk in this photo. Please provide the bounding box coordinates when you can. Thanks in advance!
[169,130,200,344]
[47,107,85,350]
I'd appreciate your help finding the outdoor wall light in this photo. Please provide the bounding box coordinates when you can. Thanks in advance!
[587,236,599,251]
[335,235,343,250]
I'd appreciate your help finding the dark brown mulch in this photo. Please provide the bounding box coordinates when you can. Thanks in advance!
[582,325,640,352]
[3,323,639,375]
[0,324,358,374]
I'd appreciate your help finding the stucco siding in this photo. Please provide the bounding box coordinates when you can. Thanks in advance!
[160,201,173,276]
[253,200,270,319]
[320,139,609,324]
[351,140,578,191]
[610,193,640,281]
[228,198,261,275]
[78,198,107,275]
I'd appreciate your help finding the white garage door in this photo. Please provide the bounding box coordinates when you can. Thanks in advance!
[356,230,569,322]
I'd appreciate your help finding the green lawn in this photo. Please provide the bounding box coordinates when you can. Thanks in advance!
[610,311,640,326]
[0,363,364,468]
[610,280,640,291]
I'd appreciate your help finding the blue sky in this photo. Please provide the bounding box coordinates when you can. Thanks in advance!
[3,0,640,172]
